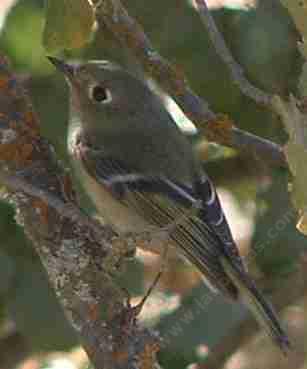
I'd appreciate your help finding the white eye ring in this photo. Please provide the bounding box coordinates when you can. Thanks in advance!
[89,84,112,104]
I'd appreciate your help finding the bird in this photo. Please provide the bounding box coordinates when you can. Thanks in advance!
[48,56,290,353]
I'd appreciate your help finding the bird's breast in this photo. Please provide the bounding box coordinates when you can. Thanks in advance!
[68,127,149,234]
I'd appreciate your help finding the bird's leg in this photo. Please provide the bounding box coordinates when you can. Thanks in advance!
[123,199,202,316]
[130,240,170,316]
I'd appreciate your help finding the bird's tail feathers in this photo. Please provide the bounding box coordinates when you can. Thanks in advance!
[220,256,291,355]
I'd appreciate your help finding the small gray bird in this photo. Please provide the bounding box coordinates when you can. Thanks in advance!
[49,57,290,353]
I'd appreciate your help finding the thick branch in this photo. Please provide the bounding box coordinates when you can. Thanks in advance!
[0,56,159,369]
[0,170,111,241]
[95,0,287,168]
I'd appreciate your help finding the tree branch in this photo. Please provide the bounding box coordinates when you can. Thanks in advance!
[95,0,287,168]
[0,170,111,241]
[0,56,160,369]
[194,0,272,106]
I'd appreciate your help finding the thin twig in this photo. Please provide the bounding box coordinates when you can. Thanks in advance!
[194,0,272,106]
[95,0,287,167]
[230,127,286,166]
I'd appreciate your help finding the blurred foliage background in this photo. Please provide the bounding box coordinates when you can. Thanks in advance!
[0,0,306,368]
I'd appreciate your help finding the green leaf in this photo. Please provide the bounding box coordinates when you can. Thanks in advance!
[43,0,95,53]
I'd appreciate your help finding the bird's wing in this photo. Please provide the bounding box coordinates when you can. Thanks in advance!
[80,144,243,297]
[78,145,291,351]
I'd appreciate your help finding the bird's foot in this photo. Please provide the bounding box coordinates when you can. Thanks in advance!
[119,201,202,315]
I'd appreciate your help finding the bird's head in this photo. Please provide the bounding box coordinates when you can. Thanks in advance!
[48,57,153,134]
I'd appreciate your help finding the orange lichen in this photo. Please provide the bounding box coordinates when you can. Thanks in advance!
[0,138,34,166]
[20,142,34,161]
[112,348,129,365]
[137,341,160,369]
[88,303,100,321]
[24,110,40,136]
[0,77,9,90]
[0,143,16,161]
[0,111,40,167]
[204,114,234,143]
[32,198,49,224]
[112,340,160,368]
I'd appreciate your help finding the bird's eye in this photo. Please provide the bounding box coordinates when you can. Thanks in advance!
[90,85,112,103]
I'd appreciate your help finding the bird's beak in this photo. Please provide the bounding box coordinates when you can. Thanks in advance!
[47,56,76,82]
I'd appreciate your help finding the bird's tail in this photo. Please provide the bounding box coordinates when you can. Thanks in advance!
[220,256,291,354]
